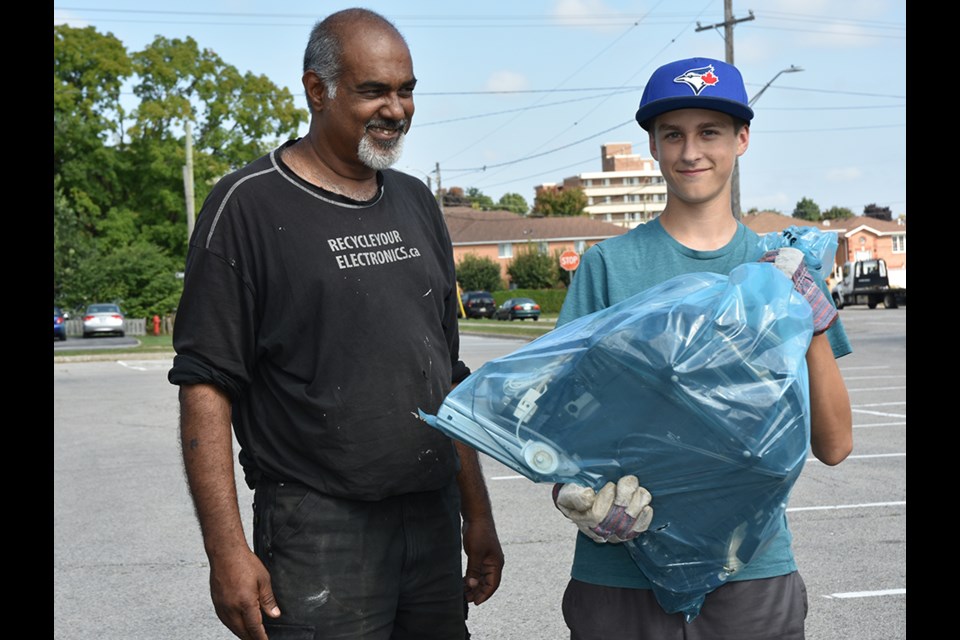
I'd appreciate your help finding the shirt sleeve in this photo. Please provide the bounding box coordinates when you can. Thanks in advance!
[167,202,259,400]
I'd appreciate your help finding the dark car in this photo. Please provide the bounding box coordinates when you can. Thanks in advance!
[494,297,541,321]
[461,291,497,319]
[54,306,67,341]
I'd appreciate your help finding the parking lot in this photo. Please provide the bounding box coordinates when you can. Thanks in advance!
[53,307,905,640]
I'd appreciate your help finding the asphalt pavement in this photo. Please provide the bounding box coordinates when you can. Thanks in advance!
[53,307,906,640]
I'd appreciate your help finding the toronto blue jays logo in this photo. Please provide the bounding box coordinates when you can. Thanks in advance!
[673,65,720,95]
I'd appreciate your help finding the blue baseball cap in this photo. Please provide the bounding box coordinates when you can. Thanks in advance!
[635,57,754,131]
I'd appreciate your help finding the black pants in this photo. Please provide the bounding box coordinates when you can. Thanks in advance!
[253,478,466,640]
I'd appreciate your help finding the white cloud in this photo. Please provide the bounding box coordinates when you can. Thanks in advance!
[54,10,89,28]
[826,167,863,182]
[485,70,529,93]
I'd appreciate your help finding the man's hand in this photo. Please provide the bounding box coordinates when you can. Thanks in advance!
[553,476,653,544]
[209,548,281,640]
[759,247,838,335]
[461,515,504,605]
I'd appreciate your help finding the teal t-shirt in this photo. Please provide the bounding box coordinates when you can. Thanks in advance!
[557,217,852,589]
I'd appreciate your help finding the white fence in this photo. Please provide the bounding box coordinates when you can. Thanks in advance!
[64,317,147,337]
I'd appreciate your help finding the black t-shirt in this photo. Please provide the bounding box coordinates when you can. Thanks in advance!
[169,141,468,500]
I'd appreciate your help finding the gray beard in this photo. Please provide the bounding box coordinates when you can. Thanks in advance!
[358,132,405,170]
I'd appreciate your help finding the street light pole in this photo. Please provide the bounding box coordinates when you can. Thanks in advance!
[731,65,804,220]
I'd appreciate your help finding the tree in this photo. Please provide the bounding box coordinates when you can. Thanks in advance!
[456,254,503,292]
[498,193,529,215]
[822,206,855,220]
[507,245,558,289]
[532,186,588,217]
[54,24,308,315]
[54,25,133,227]
[466,187,495,210]
[792,197,821,222]
[863,203,892,221]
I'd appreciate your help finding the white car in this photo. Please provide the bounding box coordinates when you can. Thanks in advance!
[82,303,125,338]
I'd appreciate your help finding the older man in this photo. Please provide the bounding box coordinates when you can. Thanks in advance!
[169,9,503,640]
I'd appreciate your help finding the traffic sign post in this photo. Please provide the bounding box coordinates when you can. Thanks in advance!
[559,250,580,272]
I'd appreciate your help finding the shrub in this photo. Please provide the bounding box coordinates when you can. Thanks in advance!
[456,253,503,292]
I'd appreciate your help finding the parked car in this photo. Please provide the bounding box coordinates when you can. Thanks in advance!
[494,297,541,321]
[461,290,497,319]
[82,303,125,338]
[54,306,67,341]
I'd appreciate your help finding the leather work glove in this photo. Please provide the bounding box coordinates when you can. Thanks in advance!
[552,476,653,544]
[759,247,838,335]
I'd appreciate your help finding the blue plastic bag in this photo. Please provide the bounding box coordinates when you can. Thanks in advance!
[421,228,832,620]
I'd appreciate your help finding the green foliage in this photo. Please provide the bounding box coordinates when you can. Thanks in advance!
[507,245,558,289]
[54,24,308,315]
[498,192,529,214]
[822,206,855,220]
[553,249,573,287]
[532,187,588,217]
[456,254,503,292]
[792,197,821,221]
[466,187,496,211]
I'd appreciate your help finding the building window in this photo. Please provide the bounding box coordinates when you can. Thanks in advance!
[498,243,512,258]
[604,196,612,204]
[602,178,610,186]
[537,241,549,255]
[574,240,586,253]
[583,179,592,187]
[605,213,612,221]
[587,197,594,205]
[892,234,906,253]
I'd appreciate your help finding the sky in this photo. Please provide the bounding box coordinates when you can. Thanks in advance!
[54,1,907,217]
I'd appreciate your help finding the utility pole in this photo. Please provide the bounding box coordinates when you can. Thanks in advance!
[435,161,443,213]
[183,121,196,241]
[696,0,754,220]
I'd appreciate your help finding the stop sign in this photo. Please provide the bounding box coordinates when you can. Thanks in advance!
[559,250,580,272]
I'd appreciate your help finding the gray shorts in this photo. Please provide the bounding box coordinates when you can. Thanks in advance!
[562,572,808,640]
[253,478,466,640]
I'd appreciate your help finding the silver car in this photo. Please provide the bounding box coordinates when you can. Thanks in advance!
[82,303,125,338]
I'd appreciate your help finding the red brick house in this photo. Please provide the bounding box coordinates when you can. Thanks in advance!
[443,207,627,284]
[741,211,907,288]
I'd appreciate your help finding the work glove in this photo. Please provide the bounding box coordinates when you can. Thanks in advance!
[759,247,838,335]
[552,476,653,544]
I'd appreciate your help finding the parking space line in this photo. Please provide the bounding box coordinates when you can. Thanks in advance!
[852,401,906,407]
[117,361,148,371]
[854,421,906,428]
[788,501,905,513]
[822,588,905,599]
[839,365,891,371]
[853,410,905,419]
[825,453,904,460]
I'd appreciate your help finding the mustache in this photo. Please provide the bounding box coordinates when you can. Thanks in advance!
[366,118,408,132]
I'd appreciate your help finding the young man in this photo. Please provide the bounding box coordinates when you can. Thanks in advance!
[553,57,853,639]
[168,9,503,640]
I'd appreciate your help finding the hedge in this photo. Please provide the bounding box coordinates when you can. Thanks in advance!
[492,288,569,314]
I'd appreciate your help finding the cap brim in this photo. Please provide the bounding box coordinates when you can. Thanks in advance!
[636,97,754,131]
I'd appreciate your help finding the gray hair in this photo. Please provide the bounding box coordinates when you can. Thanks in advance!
[303,8,405,100]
